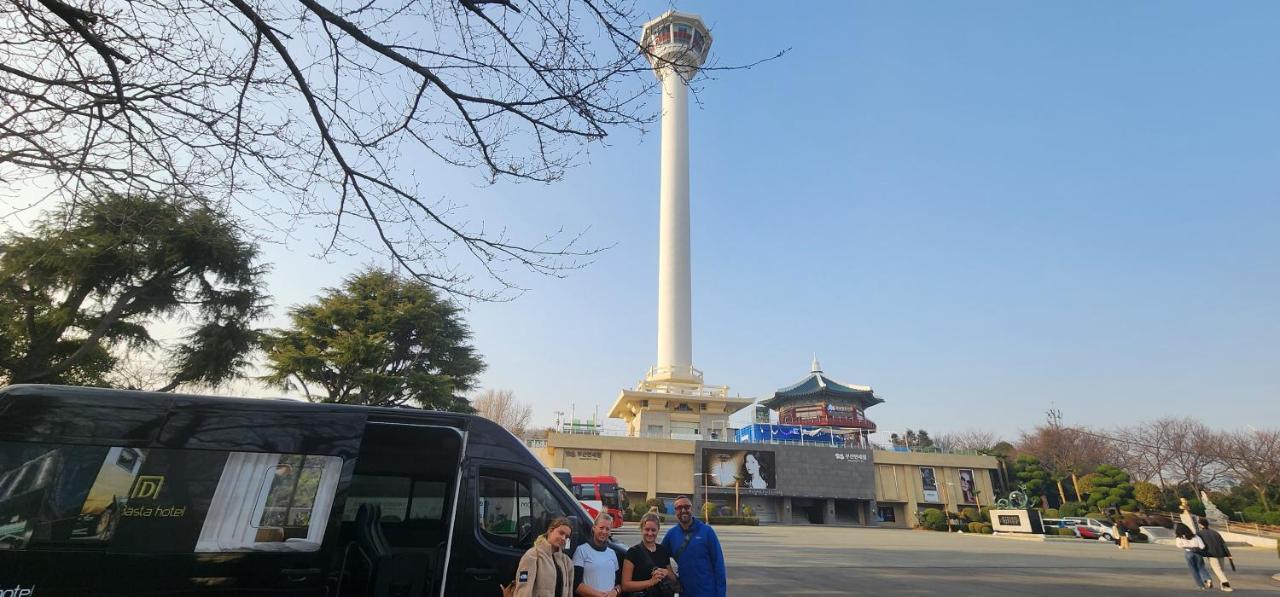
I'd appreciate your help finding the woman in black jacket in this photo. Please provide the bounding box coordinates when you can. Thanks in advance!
[1196,518,1233,592]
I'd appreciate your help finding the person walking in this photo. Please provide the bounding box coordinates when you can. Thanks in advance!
[1197,517,1233,592]
[621,513,675,597]
[573,512,625,597]
[1174,523,1212,590]
[512,517,576,597]
[1114,520,1131,550]
[661,496,726,597]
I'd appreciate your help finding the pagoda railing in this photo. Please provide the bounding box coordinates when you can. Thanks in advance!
[777,412,876,429]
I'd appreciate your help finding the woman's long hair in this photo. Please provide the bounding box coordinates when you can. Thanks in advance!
[1174,522,1195,540]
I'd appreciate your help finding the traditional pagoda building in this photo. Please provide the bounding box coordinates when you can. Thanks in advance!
[752,359,882,448]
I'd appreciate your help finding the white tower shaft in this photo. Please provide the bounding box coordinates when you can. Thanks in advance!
[656,69,693,379]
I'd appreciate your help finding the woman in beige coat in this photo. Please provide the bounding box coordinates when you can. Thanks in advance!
[510,517,575,597]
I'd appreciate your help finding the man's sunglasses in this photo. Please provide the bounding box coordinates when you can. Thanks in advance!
[675,505,692,511]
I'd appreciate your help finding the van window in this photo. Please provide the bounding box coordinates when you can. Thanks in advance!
[478,469,572,549]
[342,475,413,522]
[256,455,328,528]
[0,440,341,553]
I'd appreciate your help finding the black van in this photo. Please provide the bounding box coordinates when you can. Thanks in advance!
[0,384,593,596]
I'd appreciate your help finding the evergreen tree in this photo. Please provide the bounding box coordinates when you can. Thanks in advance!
[263,269,483,411]
[0,193,267,389]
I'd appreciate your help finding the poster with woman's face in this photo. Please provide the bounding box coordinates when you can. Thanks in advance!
[959,469,976,504]
[702,449,776,489]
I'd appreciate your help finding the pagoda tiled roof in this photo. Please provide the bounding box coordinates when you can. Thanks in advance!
[760,368,884,410]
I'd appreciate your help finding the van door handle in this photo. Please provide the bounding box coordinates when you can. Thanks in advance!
[281,567,321,582]
[465,567,496,579]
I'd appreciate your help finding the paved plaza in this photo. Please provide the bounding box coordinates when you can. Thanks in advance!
[613,525,1280,595]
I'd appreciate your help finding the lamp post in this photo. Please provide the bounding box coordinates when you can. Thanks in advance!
[693,473,711,515]
[945,481,957,532]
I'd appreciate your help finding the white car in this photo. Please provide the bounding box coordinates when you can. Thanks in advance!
[1065,517,1116,540]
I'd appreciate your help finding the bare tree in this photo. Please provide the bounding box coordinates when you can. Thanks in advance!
[1018,409,1108,503]
[1161,417,1228,494]
[473,388,532,437]
[1,0,781,300]
[934,429,1000,453]
[1222,428,1280,512]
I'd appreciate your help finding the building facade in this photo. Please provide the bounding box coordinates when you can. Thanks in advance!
[535,362,999,528]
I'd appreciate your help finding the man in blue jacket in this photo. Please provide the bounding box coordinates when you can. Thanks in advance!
[661,496,726,597]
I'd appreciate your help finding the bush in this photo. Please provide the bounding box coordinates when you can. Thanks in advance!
[1043,508,1060,519]
[646,498,664,511]
[919,508,948,531]
[706,516,759,526]
[701,502,715,520]
[966,522,983,534]
[979,524,993,534]
[977,506,991,523]
[1145,514,1173,528]
[960,508,981,524]
[742,505,755,518]
[1058,502,1085,517]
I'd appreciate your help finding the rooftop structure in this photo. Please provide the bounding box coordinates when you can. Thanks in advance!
[759,359,882,432]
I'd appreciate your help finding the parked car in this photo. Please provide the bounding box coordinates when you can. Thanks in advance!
[1066,517,1116,541]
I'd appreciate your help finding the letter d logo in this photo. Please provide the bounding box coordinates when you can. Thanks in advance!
[131,475,165,499]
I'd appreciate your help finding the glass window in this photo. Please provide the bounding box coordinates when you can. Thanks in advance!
[478,475,520,544]
[342,474,412,522]
[256,455,326,528]
[877,506,896,523]
[654,24,672,45]
[408,480,447,521]
[478,471,573,549]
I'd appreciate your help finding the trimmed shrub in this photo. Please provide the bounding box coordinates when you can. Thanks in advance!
[742,505,755,518]
[1058,502,1085,517]
[919,508,948,531]
[701,502,716,520]
[961,508,981,524]
[967,522,983,534]
[1043,508,1060,519]
[979,524,993,534]
[707,516,759,526]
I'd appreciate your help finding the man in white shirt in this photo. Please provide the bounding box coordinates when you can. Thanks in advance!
[573,513,623,597]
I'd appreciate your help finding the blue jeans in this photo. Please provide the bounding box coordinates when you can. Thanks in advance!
[1183,550,1210,587]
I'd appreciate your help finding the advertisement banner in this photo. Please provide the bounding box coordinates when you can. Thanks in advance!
[703,449,776,490]
[919,467,940,503]
[958,469,977,504]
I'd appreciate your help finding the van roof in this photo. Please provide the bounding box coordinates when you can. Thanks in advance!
[0,384,521,460]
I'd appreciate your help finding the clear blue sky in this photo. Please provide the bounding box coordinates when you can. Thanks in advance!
[231,1,1280,438]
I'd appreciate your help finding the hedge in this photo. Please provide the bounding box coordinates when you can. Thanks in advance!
[707,516,759,526]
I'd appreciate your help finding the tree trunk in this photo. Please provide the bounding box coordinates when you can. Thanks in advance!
[1070,473,1081,503]
[1056,479,1067,507]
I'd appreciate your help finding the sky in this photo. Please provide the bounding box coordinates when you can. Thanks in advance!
[9,1,1280,440]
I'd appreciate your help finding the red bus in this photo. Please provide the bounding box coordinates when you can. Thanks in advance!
[571,475,628,529]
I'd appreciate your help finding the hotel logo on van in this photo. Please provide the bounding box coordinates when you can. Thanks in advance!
[130,475,165,499]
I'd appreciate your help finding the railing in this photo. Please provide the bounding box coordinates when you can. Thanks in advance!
[737,436,872,449]
[643,365,704,382]
[869,443,983,456]
[635,380,730,398]
[778,414,875,429]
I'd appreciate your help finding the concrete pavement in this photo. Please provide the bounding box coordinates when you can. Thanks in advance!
[611,524,1280,595]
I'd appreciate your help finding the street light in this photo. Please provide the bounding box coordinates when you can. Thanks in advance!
[945,481,957,532]
[693,473,712,515]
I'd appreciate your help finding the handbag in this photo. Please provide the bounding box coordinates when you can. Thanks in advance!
[639,546,682,597]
